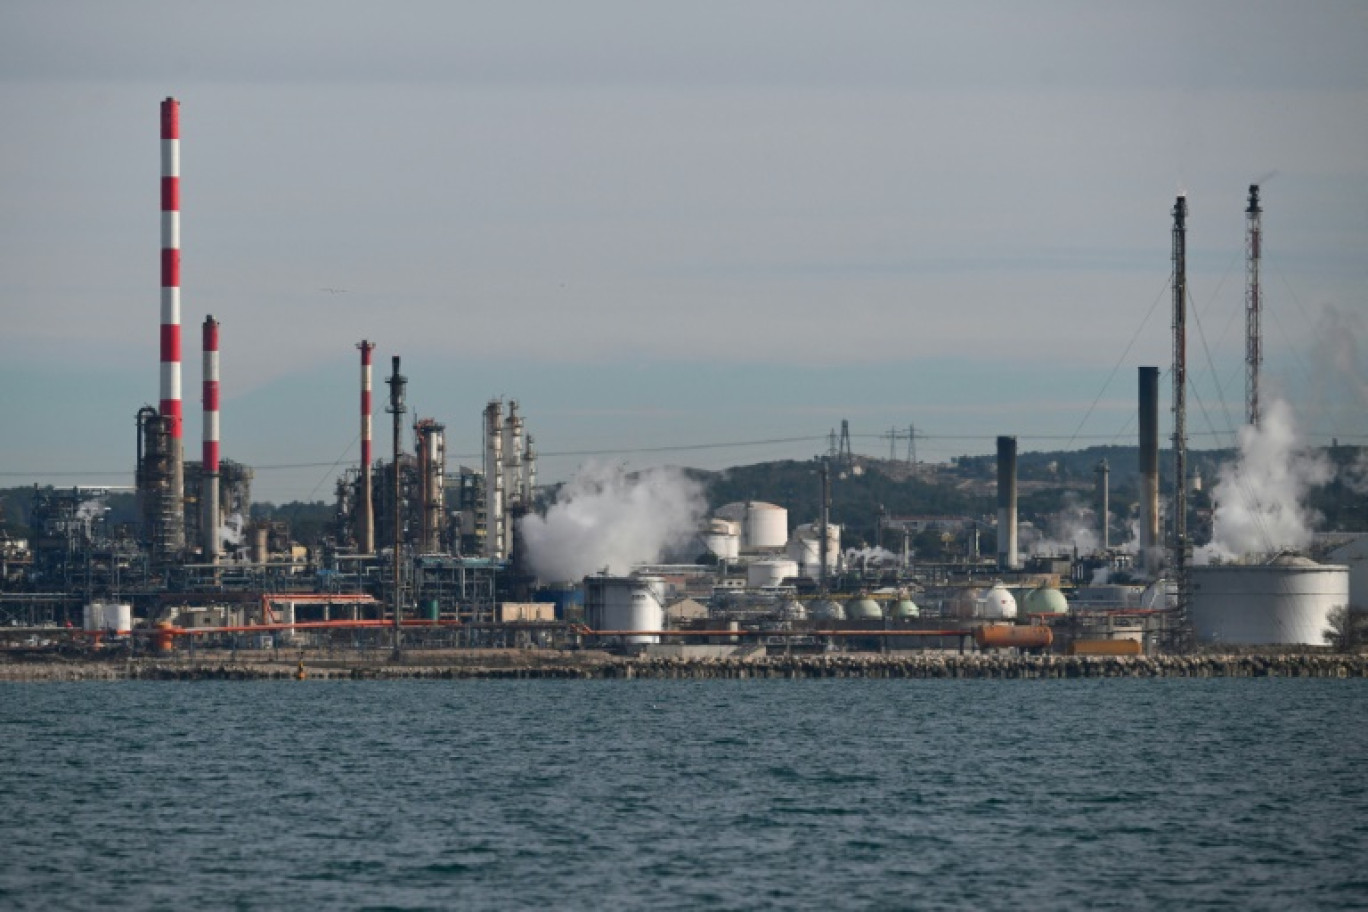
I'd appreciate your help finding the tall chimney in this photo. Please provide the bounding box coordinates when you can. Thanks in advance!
[201,315,220,564]
[160,97,185,549]
[1246,184,1263,428]
[1171,194,1190,615]
[996,435,1018,570]
[1139,366,1160,575]
[357,340,376,553]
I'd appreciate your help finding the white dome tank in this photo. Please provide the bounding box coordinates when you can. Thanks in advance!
[1190,556,1349,646]
[979,583,1018,621]
[747,559,799,588]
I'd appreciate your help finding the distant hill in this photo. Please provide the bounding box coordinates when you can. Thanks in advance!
[4,442,1364,547]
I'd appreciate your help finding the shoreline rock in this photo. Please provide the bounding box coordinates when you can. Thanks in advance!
[2,652,1365,682]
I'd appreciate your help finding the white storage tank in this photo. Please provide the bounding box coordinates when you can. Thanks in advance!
[82,602,133,634]
[105,603,133,634]
[1190,555,1349,646]
[585,575,665,645]
[979,583,1019,621]
[787,523,841,579]
[747,559,799,589]
[699,518,741,561]
[716,501,788,550]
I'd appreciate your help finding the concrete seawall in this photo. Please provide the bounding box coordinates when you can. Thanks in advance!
[3,652,1366,681]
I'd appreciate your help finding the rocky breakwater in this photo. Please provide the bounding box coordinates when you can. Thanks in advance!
[2,652,1366,682]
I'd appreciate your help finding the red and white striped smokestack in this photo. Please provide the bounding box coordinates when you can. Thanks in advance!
[202,315,220,562]
[161,97,185,547]
[358,340,376,554]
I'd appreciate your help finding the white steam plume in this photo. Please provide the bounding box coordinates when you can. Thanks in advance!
[1198,399,1332,563]
[1028,491,1099,556]
[520,463,706,583]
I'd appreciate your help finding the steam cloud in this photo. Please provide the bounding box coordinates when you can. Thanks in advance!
[520,463,706,583]
[1028,491,1100,556]
[1198,398,1332,563]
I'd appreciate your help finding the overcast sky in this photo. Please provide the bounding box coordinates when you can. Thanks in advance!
[2,1,1366,502]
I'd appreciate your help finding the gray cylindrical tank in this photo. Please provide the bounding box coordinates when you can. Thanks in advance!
[586,575,665,645]
[1190,556,1349,646]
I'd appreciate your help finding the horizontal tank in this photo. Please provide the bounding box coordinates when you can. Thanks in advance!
[974,624,1053,651]
[1190,556,1349,646]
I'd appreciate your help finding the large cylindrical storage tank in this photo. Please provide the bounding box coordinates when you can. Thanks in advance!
[717,501,788,550]
[787,523,841,579]
[586,576,664,645]
[105,603,133,634]
[83,603,103,631]
[747,559,799,589]
[1190,557,1349,646]
[699,519,740,560]
[745,502,788,549]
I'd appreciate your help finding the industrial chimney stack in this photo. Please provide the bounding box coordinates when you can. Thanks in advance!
[201,315,220,564]
[357,340,376,554]
[160,97,185,549]
[1139,366,1161,575]
[996,435,1018,571]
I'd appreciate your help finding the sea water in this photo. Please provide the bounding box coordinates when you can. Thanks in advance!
[1,678,1365,910]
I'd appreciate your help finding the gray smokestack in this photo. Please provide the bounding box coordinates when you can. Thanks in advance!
[996,435,1018,570]
[1139,366,1161,575]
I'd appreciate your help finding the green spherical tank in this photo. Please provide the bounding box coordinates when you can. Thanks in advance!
[1025,586,1069,616]
[812,600,845,621]
[846,597,884,620]
[892,598,920,620]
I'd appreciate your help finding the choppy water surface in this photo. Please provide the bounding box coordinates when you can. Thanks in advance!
[1,678,1365,910]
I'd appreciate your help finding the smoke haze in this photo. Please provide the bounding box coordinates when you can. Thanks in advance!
[521,463,706,583]
[1198,398,1332,563]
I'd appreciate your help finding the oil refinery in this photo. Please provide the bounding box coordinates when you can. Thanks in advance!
[0,99,1364,665]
